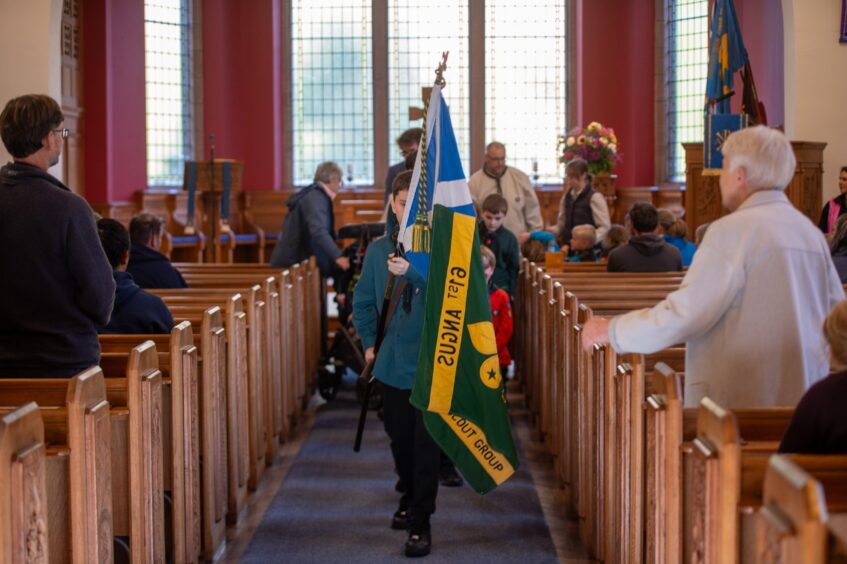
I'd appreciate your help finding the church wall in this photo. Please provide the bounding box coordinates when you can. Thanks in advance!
[783,0,847,202]
[83,0,147,203]
[0,0,64,180]
[577,0,656,188]
[202,0,284,191]
[733,0,785,128]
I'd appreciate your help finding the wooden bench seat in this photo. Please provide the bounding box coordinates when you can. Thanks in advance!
[0,352,165,563]
[100,312,228,560]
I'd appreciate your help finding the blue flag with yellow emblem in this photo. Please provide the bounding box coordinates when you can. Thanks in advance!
[706,0,749,114]
[398,85,475,279]
[410,204,518,494]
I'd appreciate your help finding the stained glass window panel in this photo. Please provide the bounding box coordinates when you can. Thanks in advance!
[144,0,193,186]
[485,1,567,184]
[388,1,470,173]
[292,0,374,186]
[667,0,709,180]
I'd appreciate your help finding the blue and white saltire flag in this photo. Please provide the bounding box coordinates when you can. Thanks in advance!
[398,85,475,279]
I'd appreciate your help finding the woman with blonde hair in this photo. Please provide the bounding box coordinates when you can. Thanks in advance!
[779,299,847,453]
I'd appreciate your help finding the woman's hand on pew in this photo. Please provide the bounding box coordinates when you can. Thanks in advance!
[582,317,611,351]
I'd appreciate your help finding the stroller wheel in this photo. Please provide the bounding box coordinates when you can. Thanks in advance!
[318,368,340,400]
[356,378,383,411]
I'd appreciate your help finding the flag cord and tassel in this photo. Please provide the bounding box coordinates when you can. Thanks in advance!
[411,52,449,256]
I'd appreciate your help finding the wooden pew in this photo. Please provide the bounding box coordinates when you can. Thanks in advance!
[100,315,227,560]
[684,398,794,564]
[0,370,114,563]
[99,322,202,563]
[0,403,50,564]
[756,454,847,564]
[158,290,271,489]
[0,349,165,563]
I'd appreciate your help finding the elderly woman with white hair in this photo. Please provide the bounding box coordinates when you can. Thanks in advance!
[583,126,844,409]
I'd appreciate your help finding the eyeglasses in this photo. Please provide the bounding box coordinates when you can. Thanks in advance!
[52,128,69,140]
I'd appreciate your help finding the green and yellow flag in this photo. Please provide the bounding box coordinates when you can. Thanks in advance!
[410,204,519,494]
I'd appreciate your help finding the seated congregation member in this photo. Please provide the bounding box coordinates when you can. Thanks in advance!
[478,193,520,296]
[528,230,559,251]
[568,224,599,263]
[606,202,682,272]
[583,126,845,409]
[556,158,611,249]
[817,165,847,235]
[779,299,847,454]
[658,208,697,267]
[520,238,547,264]
[97,219,174,334]
[0,94,114,377]
[694,221,710,247]
[830,214,847,282]
[481,246,513,378]
[352,170,439,557]
[127,213,188,289]
[600,223,629,259]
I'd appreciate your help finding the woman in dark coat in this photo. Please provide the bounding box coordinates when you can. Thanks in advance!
[817,166,847,235]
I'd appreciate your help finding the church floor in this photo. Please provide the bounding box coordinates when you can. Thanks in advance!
[218,375,592,563]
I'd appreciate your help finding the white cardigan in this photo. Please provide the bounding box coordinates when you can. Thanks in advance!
[609,189,844,408]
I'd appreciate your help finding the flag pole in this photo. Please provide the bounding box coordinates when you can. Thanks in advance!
[353,52,449,452]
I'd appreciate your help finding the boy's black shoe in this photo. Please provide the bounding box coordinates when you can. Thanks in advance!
[438,466,463,488]
[391,509,409,530]
[404,529,431,557]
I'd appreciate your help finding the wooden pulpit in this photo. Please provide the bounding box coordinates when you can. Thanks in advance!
[683,141,827,236]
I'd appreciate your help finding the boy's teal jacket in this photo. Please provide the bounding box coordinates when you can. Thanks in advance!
[352,235,426,390]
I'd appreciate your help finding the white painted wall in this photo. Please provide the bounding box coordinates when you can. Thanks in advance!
[0,0,64,179]
[783,0,847,201]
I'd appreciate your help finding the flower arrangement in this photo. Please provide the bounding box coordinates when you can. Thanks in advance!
[558,121,622,175]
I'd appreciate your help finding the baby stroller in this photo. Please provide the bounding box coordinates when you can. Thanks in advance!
[317,221,386,409]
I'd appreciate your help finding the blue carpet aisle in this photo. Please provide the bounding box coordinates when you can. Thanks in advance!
[239,374,560,563]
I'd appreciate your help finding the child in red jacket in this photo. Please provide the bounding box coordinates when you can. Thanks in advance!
[481,245,513,377]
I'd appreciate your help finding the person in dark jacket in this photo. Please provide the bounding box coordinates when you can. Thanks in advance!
[817,166,847,235]
[556,158,611,248]
[0,94,115,377]
[270,161,350,357]
[269,161,350,276]
[384,128,421,204]
[779,299,847,454]
[828,214,847,282]
[127,213,188,289]
[607,202,683,272]
[97,219,174,335]
[477,193,520,297]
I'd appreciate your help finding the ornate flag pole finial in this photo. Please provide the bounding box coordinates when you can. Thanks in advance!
[412,52,450,255]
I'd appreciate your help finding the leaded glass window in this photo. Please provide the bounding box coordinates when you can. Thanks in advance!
[485,0,567,183]
[292,0,374,186]
[144,0,193,186]
[666,0,708,180]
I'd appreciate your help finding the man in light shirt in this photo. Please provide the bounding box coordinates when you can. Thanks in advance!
[468,142,543,243]
[582,126,844,409]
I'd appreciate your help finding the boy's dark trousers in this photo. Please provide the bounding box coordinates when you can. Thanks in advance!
[381,382,440,530]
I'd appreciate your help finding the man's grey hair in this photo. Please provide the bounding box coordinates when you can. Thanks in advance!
[313,161,343,184]
[486,141,506,154]
[721,126,796,192]
[571,224,597,244]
